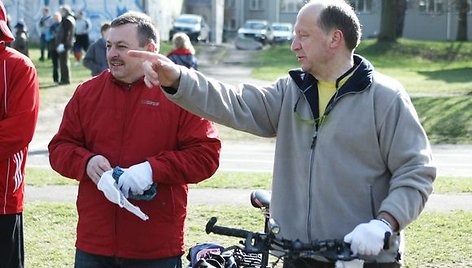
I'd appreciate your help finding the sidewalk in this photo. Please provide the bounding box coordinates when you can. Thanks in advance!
[24,185,472,212]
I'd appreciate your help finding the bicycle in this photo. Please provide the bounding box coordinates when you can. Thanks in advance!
[188,190,390,268]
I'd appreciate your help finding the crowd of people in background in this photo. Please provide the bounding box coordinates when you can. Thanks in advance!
[6,4,199,85]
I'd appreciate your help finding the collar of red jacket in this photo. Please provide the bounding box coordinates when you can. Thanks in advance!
[167,48,192,56]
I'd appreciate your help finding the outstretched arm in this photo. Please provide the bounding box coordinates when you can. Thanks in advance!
[128,50,182,89]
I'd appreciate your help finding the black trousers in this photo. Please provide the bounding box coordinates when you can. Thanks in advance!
[283,258,401,268]
[59,49,71,84]
[0,213,24,268]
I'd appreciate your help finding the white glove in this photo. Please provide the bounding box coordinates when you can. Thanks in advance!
[335,259,364,268]
[118,161,153,198]
[344,219,392,256]
[97,170,123,207]
[56,43,65,53]
[97,170,149,221]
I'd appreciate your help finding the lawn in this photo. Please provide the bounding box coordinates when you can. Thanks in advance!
[24,202,472,267]
[250,38,472,96]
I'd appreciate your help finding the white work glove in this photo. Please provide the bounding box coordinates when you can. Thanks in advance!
[117,161,153,198]
[56,43,65,53]
[335,259,364,268]
[344,219,392,256]
[97,170,122,206]
[97,170,149,221]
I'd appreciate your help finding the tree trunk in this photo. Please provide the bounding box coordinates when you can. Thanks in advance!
[396,0,407,37]
[456,0,469,41]
[378,0,398,42]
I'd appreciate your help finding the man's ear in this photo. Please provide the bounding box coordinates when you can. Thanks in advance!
[146,42,159,53]
[329,29,344,49]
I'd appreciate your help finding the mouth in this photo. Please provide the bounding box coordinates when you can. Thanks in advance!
[109,58,125,68]
[296,55,305,62]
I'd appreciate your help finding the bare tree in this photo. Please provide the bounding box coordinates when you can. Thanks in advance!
[456,0,469,41]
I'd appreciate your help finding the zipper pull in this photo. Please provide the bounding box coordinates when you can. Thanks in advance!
[311,130,318,148]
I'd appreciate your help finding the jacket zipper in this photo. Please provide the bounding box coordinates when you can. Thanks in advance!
[307,124,318,240]
[114,83,133,255]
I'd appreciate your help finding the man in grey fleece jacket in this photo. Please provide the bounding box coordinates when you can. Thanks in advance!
[129,1,436,267]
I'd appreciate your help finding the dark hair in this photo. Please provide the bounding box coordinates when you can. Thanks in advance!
[317,1,361,50]
[100,22,111,33]
[110,11,158,47]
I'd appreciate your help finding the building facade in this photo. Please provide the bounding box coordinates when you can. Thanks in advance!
[223,0,472,41]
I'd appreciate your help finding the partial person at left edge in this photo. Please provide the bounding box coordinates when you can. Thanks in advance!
[0,1,40,268]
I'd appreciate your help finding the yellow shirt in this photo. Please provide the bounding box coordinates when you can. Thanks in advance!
[317,81,337,116]
[317,73,353,116]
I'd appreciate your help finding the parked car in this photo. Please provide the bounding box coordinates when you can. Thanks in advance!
[237,20,273,45]
[271,23,293,44]
[169,14,210,43]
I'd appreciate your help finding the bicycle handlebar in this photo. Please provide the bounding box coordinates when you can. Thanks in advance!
[205,217,356,261]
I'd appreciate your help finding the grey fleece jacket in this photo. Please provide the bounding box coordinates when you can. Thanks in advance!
[164,55,436,263]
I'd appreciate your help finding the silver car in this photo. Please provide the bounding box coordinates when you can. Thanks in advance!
[169,14,210,43]
[237,20,273,45]
[271,23,293,44]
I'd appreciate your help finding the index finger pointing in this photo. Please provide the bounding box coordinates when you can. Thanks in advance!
[128,50,159,61]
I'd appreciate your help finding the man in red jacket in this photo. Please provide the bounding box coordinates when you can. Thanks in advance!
[48,11,221,268]
[0,1,40,267]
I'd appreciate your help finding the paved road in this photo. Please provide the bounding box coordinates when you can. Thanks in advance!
[24,185,472,212]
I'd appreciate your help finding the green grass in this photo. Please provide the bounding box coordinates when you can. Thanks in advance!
[250,39,472,96]
[412,96,472,144]
[23,202,472,267]
[26,168,472,193]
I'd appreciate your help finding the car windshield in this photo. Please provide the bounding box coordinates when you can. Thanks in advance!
[272,25,290,31]
[244,22,267,29]
[176,17,199,24]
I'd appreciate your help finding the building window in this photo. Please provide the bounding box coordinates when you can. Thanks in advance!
[225,0,235,8]
[350,0,373,14]
[280,0,305,13]
[249,0,264,11]
[419,0,445,14]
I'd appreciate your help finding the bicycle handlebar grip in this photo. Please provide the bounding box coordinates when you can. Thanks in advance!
[205,217,252,239]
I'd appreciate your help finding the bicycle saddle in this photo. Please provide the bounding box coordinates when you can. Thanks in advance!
[250,190,271,209]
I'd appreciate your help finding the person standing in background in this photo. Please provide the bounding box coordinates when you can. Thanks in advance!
[0,1,40,267]
[56,5,75,85]
[12,21,28,56]
[37,7,51,61]
[47,11,62,84]
[167,32,198,70]
[83,22,110,76]
[73,10,91,66]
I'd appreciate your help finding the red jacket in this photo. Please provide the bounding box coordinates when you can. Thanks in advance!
[0,43,39,214]
[48,71,221,259]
